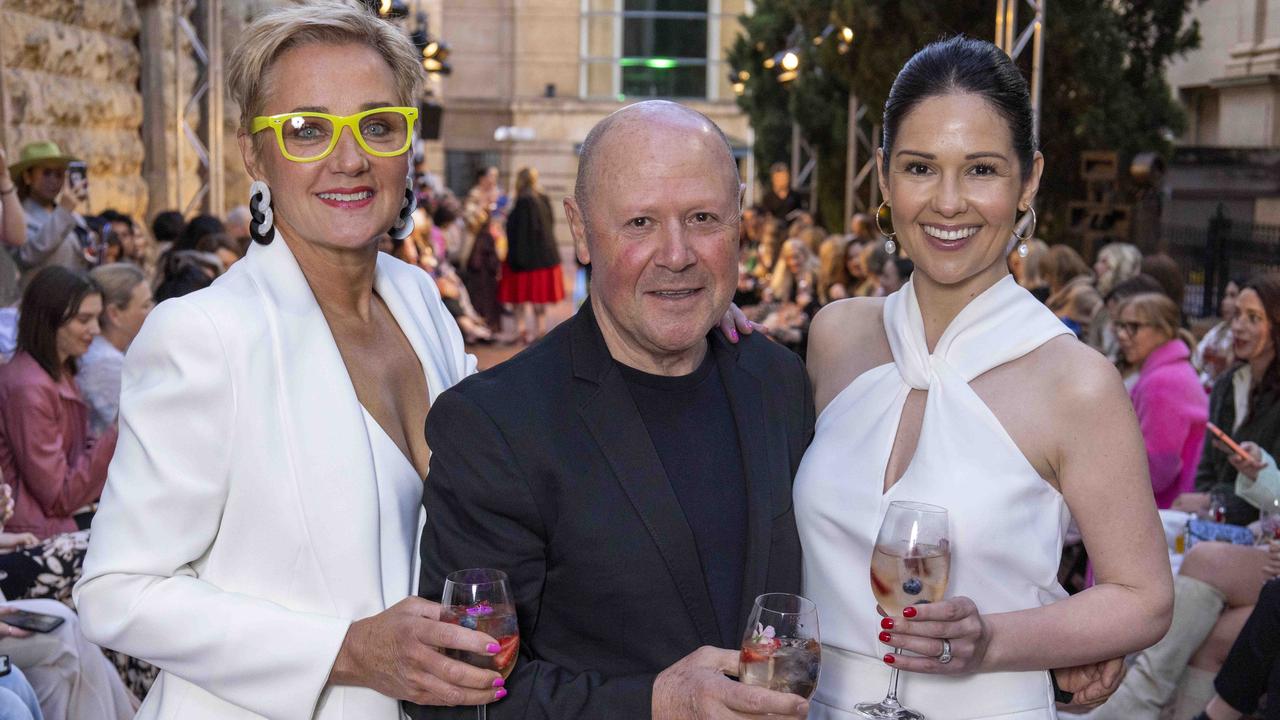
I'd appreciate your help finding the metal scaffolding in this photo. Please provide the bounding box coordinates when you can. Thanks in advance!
[995,0,1045,141]
[996,0,1045,237]
[842,94,879,232]
[174,0,225,218]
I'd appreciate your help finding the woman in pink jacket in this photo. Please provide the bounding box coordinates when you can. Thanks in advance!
[1117,292,1209,508]
[0,266,116,538]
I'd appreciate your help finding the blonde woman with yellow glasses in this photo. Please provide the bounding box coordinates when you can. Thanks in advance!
[73,2,508,718]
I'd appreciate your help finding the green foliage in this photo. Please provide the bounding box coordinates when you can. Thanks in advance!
[729,0,1200,241]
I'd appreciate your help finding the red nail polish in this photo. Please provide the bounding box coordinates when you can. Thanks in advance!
[492,678,505,688]
[881,618,894,630]
[903,606,918,618]
[883,653,895,664]
[486,643,501,654]
[495,688,507,700]
[879,631,892,643]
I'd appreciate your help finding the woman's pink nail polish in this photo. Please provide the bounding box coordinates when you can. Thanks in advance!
[486,643,501,654]
[492,677,505,688]
[731,328,739,342]
[495,688,508,700]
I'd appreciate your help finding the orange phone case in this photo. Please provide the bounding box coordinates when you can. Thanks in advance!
[1207,422,1253,462]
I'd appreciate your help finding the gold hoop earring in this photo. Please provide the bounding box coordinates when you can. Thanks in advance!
[874,200,894,239]
[1012,205,1037,242]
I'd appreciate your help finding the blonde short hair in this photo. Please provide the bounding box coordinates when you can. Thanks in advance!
[226,0,424,133]
[89,263,146,313]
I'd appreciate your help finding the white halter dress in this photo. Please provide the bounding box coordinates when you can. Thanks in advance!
[796,275,1073,719]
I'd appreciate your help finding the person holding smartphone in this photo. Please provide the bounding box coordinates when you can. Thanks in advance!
[1174,273,1280,525]
[8,142,90,294]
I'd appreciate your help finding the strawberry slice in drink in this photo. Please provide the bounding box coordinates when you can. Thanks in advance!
[493,635,519,672]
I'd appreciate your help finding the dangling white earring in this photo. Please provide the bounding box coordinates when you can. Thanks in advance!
[248,180,276,245]
[389,175,416,240]
[884,238,897,254]
[1017,242,1030,258]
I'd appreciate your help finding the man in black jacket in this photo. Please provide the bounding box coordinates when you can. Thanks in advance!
[409,100,814,720]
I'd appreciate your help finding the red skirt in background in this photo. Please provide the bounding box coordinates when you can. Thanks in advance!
[498,261,565,305]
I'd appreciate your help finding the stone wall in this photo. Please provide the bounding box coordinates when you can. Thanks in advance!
[0,0,149,219]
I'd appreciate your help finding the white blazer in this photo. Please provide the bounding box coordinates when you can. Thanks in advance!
[73,236,476,720]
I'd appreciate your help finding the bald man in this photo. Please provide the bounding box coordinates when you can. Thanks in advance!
[410,101,814,719]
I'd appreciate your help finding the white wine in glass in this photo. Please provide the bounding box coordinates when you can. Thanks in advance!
[855,501,950,720]
[738,592,821,699]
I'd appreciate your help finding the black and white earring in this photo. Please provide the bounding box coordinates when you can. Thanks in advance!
[249,180,276,245]
[389,176,416,240]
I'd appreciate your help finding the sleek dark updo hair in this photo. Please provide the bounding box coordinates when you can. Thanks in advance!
[882,36,1036,180]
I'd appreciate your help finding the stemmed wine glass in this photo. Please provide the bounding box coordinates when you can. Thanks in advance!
[855,501,951,720]
[738,592,821,699]
[440,568,520,720]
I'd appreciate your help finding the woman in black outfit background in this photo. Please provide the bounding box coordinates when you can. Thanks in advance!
[500,167,564,343]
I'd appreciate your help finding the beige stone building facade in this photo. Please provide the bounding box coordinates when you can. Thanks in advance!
[1167,0,1280,148]
[1163,0,1280,225]
[431,0,753,231]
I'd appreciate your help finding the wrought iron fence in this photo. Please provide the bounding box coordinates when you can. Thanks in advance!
[1165,206,1280,318]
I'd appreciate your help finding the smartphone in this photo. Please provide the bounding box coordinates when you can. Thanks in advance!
[1207,421,1254,463]
[66,160,87,188]
[2,610,65,634]
[0,655,10,678]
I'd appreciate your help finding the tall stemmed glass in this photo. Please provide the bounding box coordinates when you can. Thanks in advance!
[440,568,520,720]
[855,501,951,720]
[738,592,821,699]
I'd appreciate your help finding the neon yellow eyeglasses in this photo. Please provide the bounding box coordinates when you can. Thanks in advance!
[250,106,419,163]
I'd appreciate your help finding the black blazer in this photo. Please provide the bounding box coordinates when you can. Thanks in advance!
[408,300,814,719]
[1196,364,1280,525]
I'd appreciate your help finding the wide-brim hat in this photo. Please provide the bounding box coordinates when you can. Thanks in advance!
[8,141,79,182]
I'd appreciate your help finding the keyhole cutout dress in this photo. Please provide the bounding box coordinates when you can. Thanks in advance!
[796,275,1073,719]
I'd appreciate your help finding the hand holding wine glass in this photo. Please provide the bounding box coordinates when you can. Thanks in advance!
[440,568,520,720]
[856,500,950,720]
[738,593,821,699]
[328,596,504,706]
[875,595,992,675]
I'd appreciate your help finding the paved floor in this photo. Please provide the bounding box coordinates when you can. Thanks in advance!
[467,259,581,371]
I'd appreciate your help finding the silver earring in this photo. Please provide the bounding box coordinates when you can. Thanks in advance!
[389,176,416,240]
[884,238,897,254]
[248,180,276,245]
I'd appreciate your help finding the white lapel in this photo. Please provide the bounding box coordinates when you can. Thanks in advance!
[242,238,384,617]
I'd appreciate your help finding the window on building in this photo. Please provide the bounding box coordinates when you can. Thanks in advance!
[445,150,501,201]
[581,0,741,102]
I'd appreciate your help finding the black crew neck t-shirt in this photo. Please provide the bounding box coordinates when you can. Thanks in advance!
[616,351,749,647]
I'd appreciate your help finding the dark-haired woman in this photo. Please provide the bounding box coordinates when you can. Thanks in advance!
[796,36,1171,718]
[1176,274,1280,526]
[0,266,116,539]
